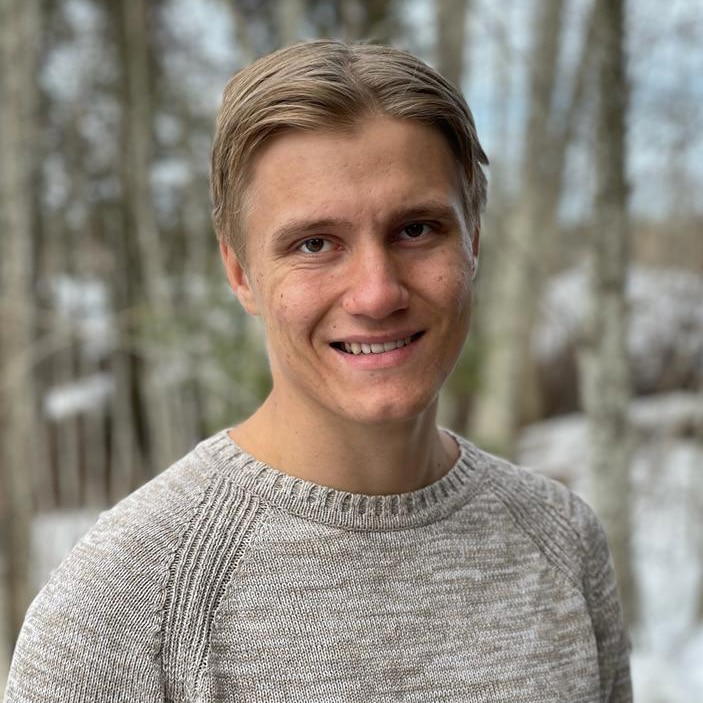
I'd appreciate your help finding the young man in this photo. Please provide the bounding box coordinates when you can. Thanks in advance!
[5,41,632,702]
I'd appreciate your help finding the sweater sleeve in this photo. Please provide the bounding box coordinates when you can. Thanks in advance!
[576,497,633,703]
[3,502,171,703]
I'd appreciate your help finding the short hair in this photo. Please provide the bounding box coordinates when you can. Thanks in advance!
[211,40,488,262]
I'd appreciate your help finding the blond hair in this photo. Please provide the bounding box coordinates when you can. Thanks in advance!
[211,40,488,261]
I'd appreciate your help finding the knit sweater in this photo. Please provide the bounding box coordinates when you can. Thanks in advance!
[5,429,632,702]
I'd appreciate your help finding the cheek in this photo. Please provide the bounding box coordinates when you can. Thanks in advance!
[432,259,473,312]
[265,278,327,336]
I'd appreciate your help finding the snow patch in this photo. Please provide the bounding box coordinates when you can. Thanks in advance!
[534,265,703,392]
[44,373,114,419]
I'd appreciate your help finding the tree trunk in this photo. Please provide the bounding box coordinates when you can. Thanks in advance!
[540,2,599,267]
[0,0,42,643]
[276,0,305,46]
[470,0,564,457]
[435,0,475,430]
[436,0,471,89]
[359,0,395,43]
[578,0,637,628]
[696,383,703,624]
[119,0,184,475]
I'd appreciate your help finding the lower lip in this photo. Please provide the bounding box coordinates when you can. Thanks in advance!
[330,335,423,369]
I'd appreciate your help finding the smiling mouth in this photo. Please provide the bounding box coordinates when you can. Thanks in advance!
[331,332,424,355]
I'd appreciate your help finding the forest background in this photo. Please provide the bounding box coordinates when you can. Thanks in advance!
[1,0,702,699]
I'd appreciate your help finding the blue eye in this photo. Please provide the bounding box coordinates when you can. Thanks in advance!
[401,223,431,239]
[298,238,331,254]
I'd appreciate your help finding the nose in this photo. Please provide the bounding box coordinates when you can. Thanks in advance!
[341,242,410,319]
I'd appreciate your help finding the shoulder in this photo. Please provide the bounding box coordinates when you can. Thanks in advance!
[59,441,219,595]
[5,437,231,701]
[454,434,633,700]
[454,434,609,592]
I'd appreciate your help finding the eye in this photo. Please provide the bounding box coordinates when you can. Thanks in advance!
[297,237,332,254]
[400,222,432,239]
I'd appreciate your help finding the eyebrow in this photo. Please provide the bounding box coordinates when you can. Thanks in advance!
[270,199,461,245]
[271,217,352,245]
[389,201,461,225]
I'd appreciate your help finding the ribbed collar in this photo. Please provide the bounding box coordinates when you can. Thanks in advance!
[197,428,487,531]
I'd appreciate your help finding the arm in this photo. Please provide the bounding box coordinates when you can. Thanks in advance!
[3,510,166,703]
[579,500,633,703]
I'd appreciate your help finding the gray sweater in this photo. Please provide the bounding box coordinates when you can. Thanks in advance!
[4,430,632,702]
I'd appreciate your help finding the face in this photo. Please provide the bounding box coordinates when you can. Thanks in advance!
[220,116,479,428]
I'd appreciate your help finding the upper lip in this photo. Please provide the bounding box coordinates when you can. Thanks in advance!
[332,330,423,345]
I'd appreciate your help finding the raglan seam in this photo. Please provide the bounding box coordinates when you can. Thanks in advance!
[202,500,274,701]
[483,473,586,596]
[483,467,625,698]
[477,452,589,563]
[156,466,218,682]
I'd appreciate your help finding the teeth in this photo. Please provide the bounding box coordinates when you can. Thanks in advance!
[341,336,415,355]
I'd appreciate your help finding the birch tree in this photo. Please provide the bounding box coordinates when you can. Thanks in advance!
[578,0,636,626]
[470,0,565,455]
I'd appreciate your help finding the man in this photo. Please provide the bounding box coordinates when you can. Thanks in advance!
[5,40,632,702]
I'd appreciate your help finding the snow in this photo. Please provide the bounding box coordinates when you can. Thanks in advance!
[632,633,703,703]
[534,265,703,393]
[43,372,114,419]
[29,510,103,595]
[630,391,703,436]
[49,275,115,359]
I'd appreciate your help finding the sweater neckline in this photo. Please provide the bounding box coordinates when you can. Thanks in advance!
[198,428,486,531]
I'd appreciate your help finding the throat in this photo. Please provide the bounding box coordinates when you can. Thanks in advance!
[230,399,454,495]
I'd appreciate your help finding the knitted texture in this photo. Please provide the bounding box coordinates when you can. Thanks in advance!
[4,430,632,702]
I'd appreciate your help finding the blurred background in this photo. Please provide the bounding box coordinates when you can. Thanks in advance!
[1,0,701,698]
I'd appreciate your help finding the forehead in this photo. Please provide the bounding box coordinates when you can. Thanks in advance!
[242,117,465,246]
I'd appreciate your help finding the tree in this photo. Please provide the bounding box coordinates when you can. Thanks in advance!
[470,0,565,456]
[0,0,42,642]
[578,0,637,627]
[118,0,190,475]
[436,0,472,89]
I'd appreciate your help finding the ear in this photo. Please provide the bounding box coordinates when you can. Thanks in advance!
[219,240,259,316]
[470,223,480,279]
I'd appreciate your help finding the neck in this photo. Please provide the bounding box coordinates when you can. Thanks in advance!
[228,393,458,495]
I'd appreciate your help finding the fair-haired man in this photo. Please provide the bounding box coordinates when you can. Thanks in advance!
[6,40,632,702]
